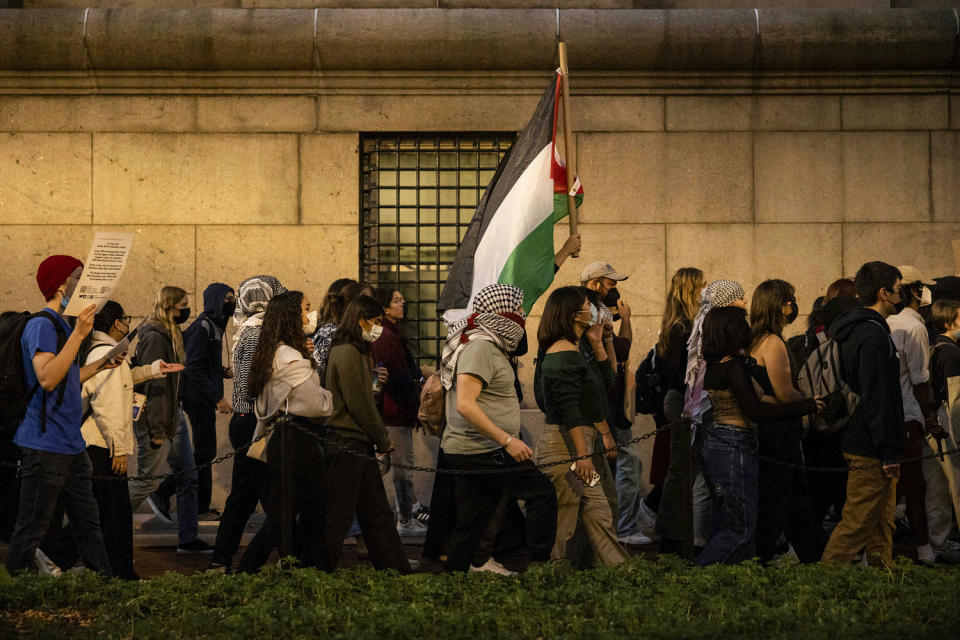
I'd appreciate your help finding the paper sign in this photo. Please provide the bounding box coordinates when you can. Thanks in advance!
[64,232,134,317]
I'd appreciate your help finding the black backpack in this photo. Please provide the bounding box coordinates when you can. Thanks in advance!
[634,345,664,416]
[0,310,68,440]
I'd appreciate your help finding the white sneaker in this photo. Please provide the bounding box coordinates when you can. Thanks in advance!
[617,531,654,546]
[396,517,428,536]
[469,558,517,576]
[917,543,936,566]
[34,548,62,577]
[635,499,657,530]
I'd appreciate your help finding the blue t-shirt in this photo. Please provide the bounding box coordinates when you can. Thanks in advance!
[13,313,85,455]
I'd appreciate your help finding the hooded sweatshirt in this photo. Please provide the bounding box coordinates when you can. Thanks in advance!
[134,322,183,440]
[831,307,906,463]
[182,282,233,407]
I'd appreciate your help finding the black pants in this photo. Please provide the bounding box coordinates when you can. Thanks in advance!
[802,429,847,525]
[423,448,456,560]
[157,398,217,513]
[323,433,410,573]
[0,437,19,542]
[6,448,111,575]
[443,448,557,572]
[238,419,327,572]
[211,414,271,568]
[39,446,137,579]
[756,420,825,563]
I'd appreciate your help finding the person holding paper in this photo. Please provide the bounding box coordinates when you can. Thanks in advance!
[5,255,123,575]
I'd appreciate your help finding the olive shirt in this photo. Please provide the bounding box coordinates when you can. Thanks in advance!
[325,343,390,451]
[442,339,521,455]
[540,350,614,432]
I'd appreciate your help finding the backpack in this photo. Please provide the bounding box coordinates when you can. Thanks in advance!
[417,372,446,438]
[0,310,68,440]
[796,332,860,434]
[634,346,664,416]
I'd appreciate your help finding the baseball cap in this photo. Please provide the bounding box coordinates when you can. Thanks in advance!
[580,261,628,283]
[897,265,935,287]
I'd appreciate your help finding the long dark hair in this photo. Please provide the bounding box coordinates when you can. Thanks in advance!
[333,295,383,355]
[318,278,358,325]
[750,279,795,350]
[538,287,586,353]
[373,285,409,343]
[702,307,752,363]
[247,291,312,399]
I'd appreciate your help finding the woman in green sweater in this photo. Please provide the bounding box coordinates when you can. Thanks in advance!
[535,286,628,566]
[323,295,410,573]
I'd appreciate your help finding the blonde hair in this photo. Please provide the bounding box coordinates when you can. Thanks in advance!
[657,267,704,357]
[149,286,188,363]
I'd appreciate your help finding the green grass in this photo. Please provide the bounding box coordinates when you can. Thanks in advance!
[2,556,958,639]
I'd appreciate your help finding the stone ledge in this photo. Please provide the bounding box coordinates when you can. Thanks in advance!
[0,8,958,71]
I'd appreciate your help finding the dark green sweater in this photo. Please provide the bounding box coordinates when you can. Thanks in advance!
[325,343,390,451]
[540,350,614,431]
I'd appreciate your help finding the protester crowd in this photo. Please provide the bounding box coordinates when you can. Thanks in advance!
[3,244,960,579]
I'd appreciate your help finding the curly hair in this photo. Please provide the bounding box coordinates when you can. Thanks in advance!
[247,291,313,399]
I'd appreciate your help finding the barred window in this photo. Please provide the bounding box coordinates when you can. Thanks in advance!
[360,133,514,365]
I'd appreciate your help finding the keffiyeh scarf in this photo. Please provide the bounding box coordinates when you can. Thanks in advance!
[231,275,287,359]
[440,284,526,390]
[683,279,745,426]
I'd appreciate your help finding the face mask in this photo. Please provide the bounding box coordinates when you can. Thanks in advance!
[602,287,620,309]
[921,286,932,307]
[222,300,237,320]
[511,331,528,357]
[303,309,318,335]
[784,297,799,325]
[362,323,383,343]
[175,308,190,324]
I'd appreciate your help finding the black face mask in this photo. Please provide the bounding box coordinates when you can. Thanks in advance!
[222,300,237,321]
[175,308,191,325]
[511,331,528,357]
[784,298,799,325]
[602,287,620,308]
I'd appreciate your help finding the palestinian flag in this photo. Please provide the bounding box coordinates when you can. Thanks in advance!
[438,70,584,324]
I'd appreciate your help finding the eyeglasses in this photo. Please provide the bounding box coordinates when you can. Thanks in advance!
[120,315,132,325]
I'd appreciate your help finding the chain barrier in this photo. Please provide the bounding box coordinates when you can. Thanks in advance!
[2,418,959,481]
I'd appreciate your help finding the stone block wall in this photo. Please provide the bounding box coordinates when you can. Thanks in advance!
[3,86,958,503]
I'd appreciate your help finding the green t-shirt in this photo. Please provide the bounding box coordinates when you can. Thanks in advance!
[441,339,521,455]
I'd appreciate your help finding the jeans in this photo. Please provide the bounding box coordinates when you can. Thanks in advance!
[386,425,417,520]
[5,447,111,575]
[157,398,217,514]
[129,410,199,545]
[613,425,645,537]
[444,446,558,571]
[212,413,272,568]
[696,426,759,566]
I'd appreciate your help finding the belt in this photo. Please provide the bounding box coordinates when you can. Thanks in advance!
[710,422,754,434]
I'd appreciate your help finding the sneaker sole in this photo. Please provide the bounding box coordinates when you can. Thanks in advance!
[177,549,215,555]
[146,497,174,525]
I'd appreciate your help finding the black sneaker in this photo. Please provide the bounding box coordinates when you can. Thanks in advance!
[177,539,214,555]
[198,508,222,522]
[414,505,430,525]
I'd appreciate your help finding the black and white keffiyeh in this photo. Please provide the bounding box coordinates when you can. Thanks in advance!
[684,279,746,386]
[440,284,526,390]
[230,275,286,412]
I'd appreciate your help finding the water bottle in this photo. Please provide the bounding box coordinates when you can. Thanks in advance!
[372,361,385,393]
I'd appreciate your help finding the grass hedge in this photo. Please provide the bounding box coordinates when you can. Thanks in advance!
[2,556,959,639]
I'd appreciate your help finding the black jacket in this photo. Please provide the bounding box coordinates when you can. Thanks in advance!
[182,282,232,407]
[831,307,906,463]
[135,322,183,440]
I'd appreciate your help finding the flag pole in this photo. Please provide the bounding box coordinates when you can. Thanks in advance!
[558,41,579,258]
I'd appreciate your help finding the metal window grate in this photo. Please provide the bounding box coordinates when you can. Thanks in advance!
[360,133,515,365]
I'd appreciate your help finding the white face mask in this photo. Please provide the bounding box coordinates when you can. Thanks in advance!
[921,286,932,307]
[362,323,383,343]
[303,309,318,335]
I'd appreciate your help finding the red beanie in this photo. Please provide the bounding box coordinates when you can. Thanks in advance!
[36,255,83,301]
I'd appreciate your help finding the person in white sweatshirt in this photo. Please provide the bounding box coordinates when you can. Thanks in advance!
[79,301,183,579]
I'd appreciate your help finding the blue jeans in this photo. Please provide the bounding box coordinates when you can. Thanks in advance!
[129,410,199,545]
[386,425,417,520]
[696,426,759,566]
[613,426,644,536]
[5,447,111,575]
